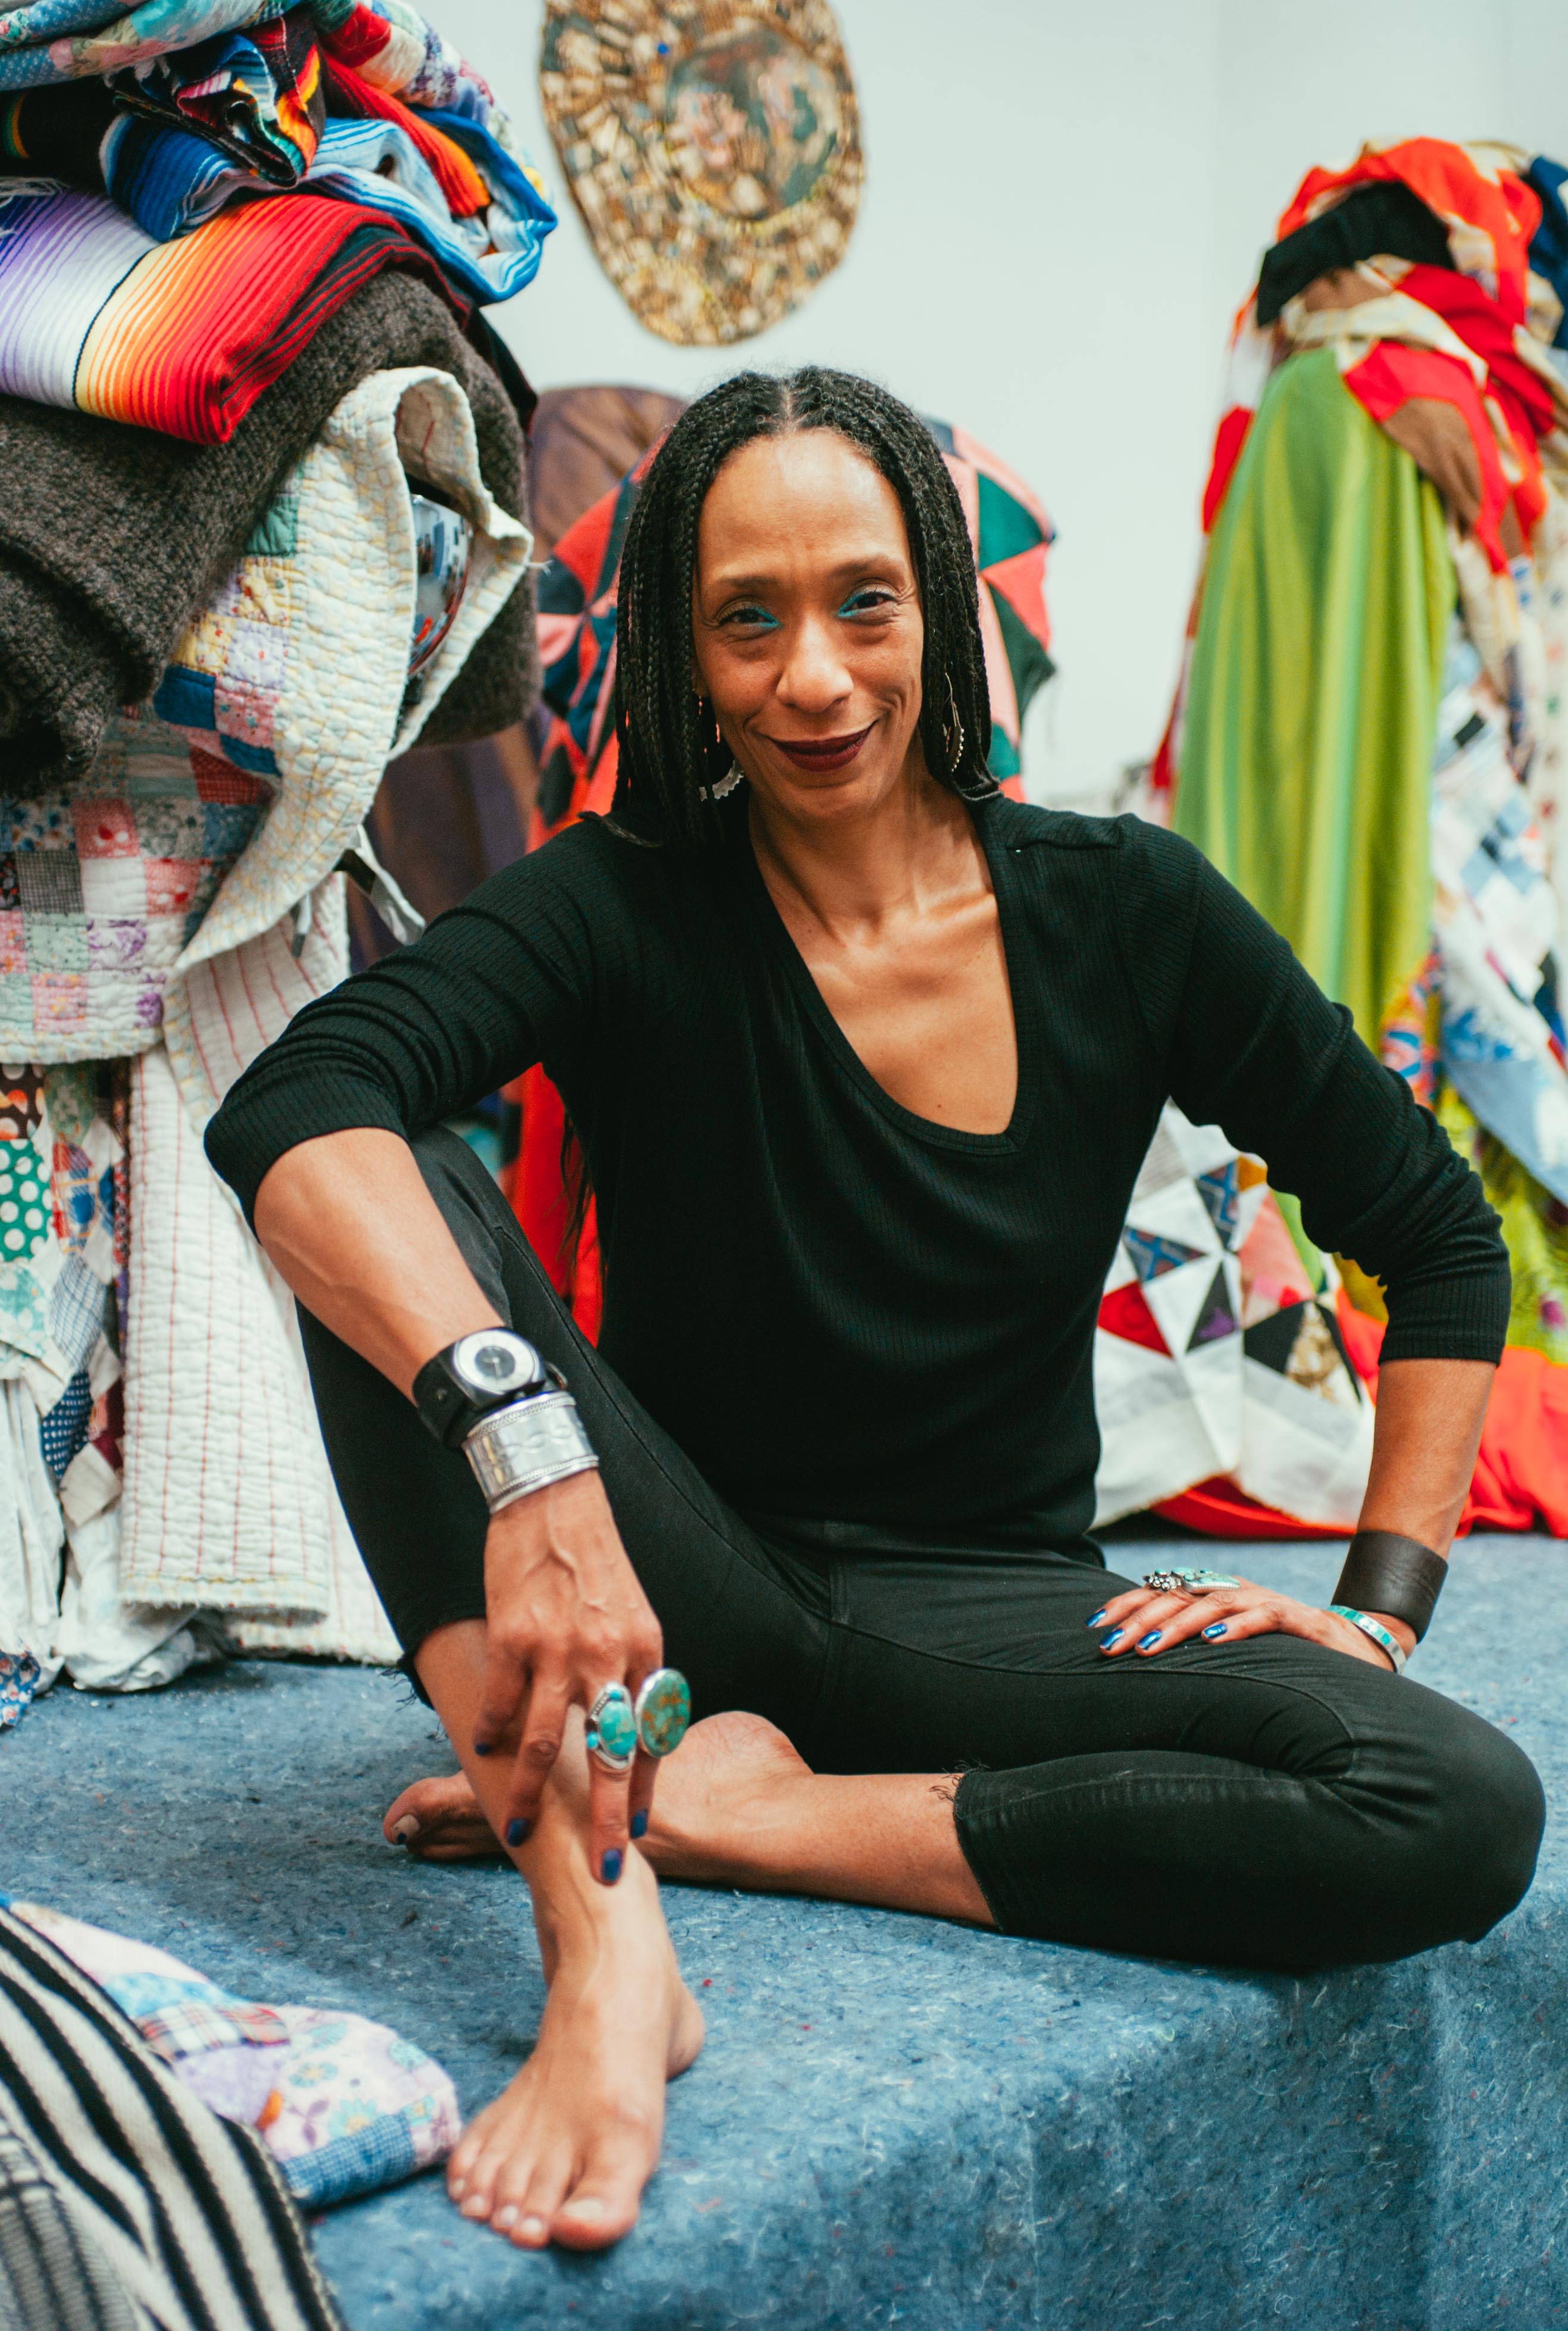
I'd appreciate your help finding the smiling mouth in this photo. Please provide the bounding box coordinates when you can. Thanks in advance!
[763,724,874,773]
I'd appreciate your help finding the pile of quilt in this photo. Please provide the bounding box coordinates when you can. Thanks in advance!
[0,0,548,1726]
[1126,138,1568,1539]
[0,0,552,440]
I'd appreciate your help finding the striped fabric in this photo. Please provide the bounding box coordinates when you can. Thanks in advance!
[0,1907,344,2331]
[0,182,453,441]
[102,106,554,302]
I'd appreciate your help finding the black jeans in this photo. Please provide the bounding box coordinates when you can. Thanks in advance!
[300,1129,1545,1973]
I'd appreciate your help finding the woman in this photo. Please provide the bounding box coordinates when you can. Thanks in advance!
[206,367,1544,2258]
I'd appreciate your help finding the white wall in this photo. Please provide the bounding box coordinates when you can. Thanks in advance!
[427,0,1568,807]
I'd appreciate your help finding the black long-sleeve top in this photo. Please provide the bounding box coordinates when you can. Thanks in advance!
[206,795,1509,1555]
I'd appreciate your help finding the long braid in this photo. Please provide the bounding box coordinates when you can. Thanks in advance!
[612,368,997,845]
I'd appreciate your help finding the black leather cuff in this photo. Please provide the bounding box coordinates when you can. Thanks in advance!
[1332,1530,1447,1642]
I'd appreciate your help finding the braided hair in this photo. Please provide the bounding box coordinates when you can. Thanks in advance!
[611,367,997,845]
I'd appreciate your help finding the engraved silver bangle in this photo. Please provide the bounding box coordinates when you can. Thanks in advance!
[462,1389,599,1516]
[1328,1605,1408,1674]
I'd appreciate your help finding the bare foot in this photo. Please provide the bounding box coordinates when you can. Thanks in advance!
[448,1855,704,2251]
[640,1711,814,1880]
[385,1773,502,1862]
[442,1705,704,2252]
[384,1711,812,1870]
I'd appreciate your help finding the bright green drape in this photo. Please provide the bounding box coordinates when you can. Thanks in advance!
[1174,346,1454,1049]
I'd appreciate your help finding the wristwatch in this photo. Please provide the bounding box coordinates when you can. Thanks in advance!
[413,1329,551,1448]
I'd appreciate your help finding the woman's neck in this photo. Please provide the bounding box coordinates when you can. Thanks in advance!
[746,761,988,942]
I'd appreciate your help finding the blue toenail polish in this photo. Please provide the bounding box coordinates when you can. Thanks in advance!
[1086,1609,1107,1627]
[505,1818,529,1847]
[630,1811,648,1840]
[601,1848,623,1885]
[1101,1628,1123,1649]
[1138,1630,1162,1650]
[1202,1621,1227,1639]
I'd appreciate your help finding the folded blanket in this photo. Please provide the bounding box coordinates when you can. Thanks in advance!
[107,0,323,181]
[0,0,509,154]
[0,270,533,789]
[8,1902,461,2208]
[104,105,553,301]
[0,179,460,442]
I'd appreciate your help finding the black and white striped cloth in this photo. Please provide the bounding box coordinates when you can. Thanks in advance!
[0,1907,344,2331]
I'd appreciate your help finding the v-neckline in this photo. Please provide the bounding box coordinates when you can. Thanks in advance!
[735,793,1039,1156]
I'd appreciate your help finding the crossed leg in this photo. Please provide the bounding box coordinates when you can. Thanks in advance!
[389,1704,995,1923]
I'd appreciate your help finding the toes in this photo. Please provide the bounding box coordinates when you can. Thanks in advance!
[549,2136,653,2252]
[491,2152,573,2249]
[384,1773,484,1848]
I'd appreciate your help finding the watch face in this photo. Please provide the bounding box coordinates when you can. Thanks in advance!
[451,1331,542,1402]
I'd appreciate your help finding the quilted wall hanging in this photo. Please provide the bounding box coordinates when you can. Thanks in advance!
[539,0,863,345]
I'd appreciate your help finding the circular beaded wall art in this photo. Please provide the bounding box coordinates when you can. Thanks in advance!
[539,0,863,345]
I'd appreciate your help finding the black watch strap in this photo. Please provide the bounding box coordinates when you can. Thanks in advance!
[413,1330,549,1448]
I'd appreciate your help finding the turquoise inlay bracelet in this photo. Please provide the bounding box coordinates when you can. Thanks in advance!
[1329,1605,1407,1674]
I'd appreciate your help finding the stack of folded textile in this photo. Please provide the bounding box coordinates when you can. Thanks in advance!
[0,0,554,1720]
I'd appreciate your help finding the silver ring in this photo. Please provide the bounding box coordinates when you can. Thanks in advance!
[585,1683,638,1772]
[633,1668,691,1758]
[1142,1568,1241,1596]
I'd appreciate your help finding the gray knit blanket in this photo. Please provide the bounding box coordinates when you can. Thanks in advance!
[0,275,535,792]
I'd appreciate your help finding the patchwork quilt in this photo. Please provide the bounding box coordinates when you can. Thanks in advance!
[1094,1105,1375,1531]
[0,363,532,1682]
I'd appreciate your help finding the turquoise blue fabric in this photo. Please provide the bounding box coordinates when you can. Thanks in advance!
[4,1545,1559,2329]
[102,108,555,304]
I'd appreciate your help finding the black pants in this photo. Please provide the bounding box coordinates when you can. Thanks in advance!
[300,1129,1544,1973]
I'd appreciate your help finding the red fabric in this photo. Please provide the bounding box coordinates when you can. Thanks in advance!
[1201,407,1254,534]
[1153,1479,1347,1541]
[1154,1291,1568,1539]
[1098,1281,1170,1355]
[1341,342,1514,570]
[1276,139,1541,326]
[323,58,489,217]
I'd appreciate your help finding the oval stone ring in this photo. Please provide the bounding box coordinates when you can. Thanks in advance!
[633,1668,692,1758]
[1142,1568,1242,1596]
[585,1682,639,1772]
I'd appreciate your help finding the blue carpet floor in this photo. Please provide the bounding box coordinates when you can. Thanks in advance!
[3,1541,1564,2330]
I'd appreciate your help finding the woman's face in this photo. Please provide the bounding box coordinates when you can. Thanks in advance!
[691,428,928,825]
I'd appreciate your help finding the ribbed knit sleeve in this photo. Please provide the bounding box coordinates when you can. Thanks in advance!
[1113,819,1509,1365]
[205,827,611,1224]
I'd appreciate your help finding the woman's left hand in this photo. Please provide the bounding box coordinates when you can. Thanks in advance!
[1089,1575,1408,1670]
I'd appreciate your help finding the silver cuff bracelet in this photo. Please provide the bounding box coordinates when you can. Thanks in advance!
[462,1389,599,1515]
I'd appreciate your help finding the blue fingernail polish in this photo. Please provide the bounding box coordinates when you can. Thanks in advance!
[630,1811,648,1840]
[1101,1628,1123,1649]
[505,1818,529,1847]
[1138,1630,1162,1650]
[601,1848,623,1885]
[473,1742,490,1758]
[1202,1621,1227,1640]
[1086,1609,1107,1628]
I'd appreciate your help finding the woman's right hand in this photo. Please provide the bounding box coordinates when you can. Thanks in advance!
[473,1468,665,1880]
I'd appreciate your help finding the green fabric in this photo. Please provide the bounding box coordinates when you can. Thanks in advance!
[1174,347,1454,1048]
[1436,1083,1568,1359]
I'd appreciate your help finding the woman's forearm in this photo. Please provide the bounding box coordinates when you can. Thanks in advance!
[1355,1355,1494,1560]
[254,1128,502,1397]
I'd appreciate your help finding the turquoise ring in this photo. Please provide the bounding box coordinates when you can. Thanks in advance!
[1142,1568,1241,1595]
[585,1683,638,1772]
[634,1668,691,1758]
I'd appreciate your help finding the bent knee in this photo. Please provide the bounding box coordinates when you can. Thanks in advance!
[1380,1706,1545,1951]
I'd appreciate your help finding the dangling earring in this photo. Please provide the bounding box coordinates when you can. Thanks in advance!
[942,676,966,774]
[695,689,743,800]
